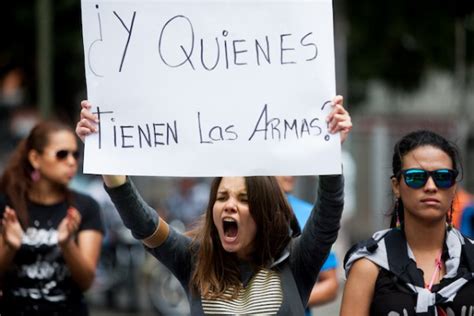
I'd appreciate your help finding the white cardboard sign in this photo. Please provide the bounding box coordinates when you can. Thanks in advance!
[81,0,341,176]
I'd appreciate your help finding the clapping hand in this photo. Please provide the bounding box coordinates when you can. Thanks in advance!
[1,206,24,251]
[58,207,82,246]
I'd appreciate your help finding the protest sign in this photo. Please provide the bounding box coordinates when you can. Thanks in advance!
[81,0,340,176]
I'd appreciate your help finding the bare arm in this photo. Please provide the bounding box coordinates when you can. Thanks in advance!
[56,206,102,290]
[60,230,103,291]
[340,258,379,316]
[307,268,339,307]
[0,236,17,275]
[0,207,23,275]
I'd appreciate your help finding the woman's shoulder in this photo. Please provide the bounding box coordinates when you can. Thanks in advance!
[69,190,101,218]
[343,228,398,274]
[70,190,105,232]
[344,228,392,256]
[349,257,380,275]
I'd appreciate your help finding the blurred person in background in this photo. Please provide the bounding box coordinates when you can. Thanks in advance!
[0,121,104,316]
[459,202,474,239]
[0,66,36,166]
[452,187,474,239]
[84,177,145,312]
[452,187,473,229]
[164,177,210,229]
[76,96,351,314]
[341,130,474,315]
[276,176,339,315]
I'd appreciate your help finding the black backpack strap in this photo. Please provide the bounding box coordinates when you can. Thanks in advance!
[384,228,425,288]
[343,237,378,268]
[344,229,395,269]
[279,263,306,315]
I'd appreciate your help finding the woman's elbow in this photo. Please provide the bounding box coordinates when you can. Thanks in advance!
[77,270,96,291]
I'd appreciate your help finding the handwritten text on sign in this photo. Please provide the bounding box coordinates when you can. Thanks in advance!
[81,0,340,176]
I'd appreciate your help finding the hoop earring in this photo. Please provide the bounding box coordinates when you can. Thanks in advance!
[31,169,40,182]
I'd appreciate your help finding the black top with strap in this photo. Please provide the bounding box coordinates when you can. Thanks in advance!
[0,192,104,316]
[344,227,474,316]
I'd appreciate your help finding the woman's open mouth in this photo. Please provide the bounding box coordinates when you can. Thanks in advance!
[223,218,238,242]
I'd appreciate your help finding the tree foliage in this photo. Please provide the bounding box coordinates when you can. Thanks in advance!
[342,0,474,103]
[0,1,83,122]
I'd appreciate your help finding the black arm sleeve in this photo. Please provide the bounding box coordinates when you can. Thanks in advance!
[104,178,194,287]
[289,174,344,304]
[104,177,159,240]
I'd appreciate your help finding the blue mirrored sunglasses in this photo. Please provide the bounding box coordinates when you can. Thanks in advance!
[399,168,458,189]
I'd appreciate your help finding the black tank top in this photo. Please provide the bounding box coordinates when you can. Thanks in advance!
[371,267,474,315]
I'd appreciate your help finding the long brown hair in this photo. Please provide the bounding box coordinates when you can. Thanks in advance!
[0,121,76,228]
[190,176,293,299]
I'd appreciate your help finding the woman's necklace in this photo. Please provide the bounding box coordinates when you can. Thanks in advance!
[425,250,443,291]
[425,250,447,316]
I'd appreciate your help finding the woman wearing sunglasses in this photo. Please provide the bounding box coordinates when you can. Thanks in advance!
[0,121,104,316]
[341,130,474,316]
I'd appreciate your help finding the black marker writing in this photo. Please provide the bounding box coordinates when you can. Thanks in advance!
[157,15,318,71]
[280,34,296,65]
[92,107,114,149]
[233,39,248,66]
[87,4,104,77]
[113,10,137,72]
[120,125,134,148]
[92,107,178,149]
[200,37,220,71]
[301,32,318,61]
[159,15,195,69]
[223,31,230,69]
[110,122,178,148]
[321,100,331,141]
[255,36,270,66]
[248,104,324,141]
[197,112,238,144]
